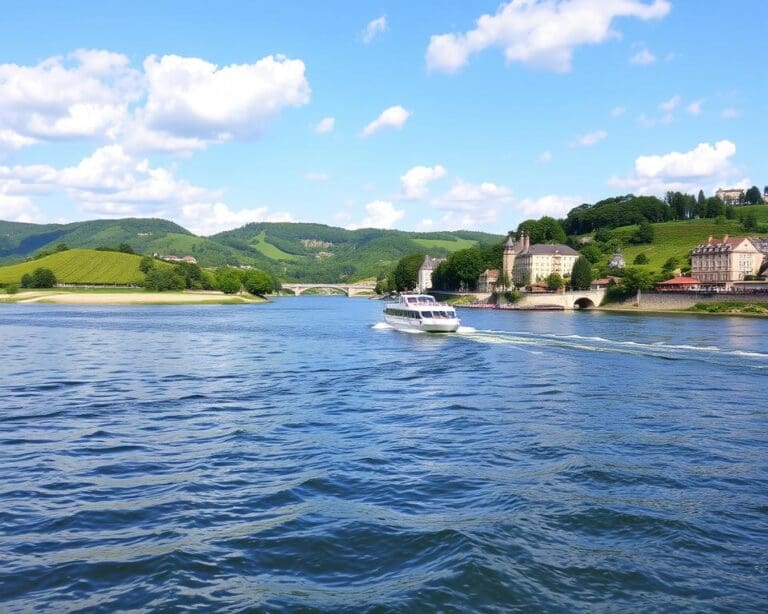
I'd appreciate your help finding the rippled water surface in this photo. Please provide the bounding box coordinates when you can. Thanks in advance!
[1,298,767,611]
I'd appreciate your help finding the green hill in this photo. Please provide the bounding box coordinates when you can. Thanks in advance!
[603,205,768,270]
[0,218,252,268]
[0,248,172,285]
[211,223,503,282]
[0,216,504,282]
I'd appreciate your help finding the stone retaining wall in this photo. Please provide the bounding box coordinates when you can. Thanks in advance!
[615,291,768,310]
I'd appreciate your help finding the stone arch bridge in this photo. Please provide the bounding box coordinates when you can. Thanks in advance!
[516,289,606,310]
[282,283,377,297]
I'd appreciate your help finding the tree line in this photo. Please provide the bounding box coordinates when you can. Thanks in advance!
[139,256,279,295]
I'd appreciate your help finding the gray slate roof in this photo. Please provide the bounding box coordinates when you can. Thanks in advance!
[524,244,579,256]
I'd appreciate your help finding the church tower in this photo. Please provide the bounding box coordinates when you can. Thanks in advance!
[502,233,518,284]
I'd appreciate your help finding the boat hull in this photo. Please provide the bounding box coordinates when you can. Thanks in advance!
[384,315,460,333]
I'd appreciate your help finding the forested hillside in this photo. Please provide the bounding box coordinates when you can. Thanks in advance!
[0,217,503,282]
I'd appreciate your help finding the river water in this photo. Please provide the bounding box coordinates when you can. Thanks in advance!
[1,298,767,611]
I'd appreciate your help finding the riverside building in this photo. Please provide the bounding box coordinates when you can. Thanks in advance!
[691,235,764,288]
[417,255,445,293]
[502,232,579,287]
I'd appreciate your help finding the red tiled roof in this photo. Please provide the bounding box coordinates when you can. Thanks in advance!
[656,276,699,285]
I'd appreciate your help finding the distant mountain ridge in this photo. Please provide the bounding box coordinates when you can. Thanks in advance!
[0,217,504,282]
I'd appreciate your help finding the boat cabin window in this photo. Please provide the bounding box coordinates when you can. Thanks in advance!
[422,311,432,318]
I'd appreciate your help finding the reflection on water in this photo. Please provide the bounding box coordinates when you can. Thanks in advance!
[1,299,767,611]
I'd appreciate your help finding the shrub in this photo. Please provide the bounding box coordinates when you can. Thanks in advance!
[139,256,155,274]
[5,283,19,294]
[633,253,649,265]
[546,272,563,291]
[630,220,655,244]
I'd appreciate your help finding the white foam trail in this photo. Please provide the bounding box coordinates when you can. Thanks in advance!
[372,322,392,330]
[456,326,476,334]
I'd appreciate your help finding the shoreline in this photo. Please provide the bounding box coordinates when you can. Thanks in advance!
[595,305,768,318]
[0,290,267,305]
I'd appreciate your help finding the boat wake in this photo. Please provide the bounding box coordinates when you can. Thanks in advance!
[456,329,768,368]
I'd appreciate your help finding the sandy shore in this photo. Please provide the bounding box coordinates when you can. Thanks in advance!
[1,291,266,305]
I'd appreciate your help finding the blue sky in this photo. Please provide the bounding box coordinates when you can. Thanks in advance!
[0,0,765,235]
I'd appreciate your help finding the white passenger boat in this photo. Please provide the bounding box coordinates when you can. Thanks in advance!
[383,294,460,333]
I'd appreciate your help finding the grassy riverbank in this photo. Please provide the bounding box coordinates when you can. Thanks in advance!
[1,289,266,305]
[597,301,768,317]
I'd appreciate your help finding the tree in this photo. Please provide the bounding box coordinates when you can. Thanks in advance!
[580,243,603,264]
[546,272,563,291]
[496,271,511,291]
[745,186,763,205]
[118,243,134,254]
[631,220,655,244]
[214,267,242,294]
[174,262,210,289]
[570,256,593,290]
[661,257,679,280]
[620,267,655,292]
[143,268,184,291]
[517,270,531,289]
[448,248,485,290]
[518,216,566,244]
[634,253,649,265]
[742,212,759,232]
[241,269,274,296]
[22,267,57,288]
[393,253,424,291]
[697,189,706,207]
[55,243,69,252]
[139,256,155,274]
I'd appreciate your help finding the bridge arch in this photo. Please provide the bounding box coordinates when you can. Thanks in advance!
[573,297,595,309]
[294,286,348,296]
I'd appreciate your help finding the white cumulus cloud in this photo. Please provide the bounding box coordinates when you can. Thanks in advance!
[609,140,739,194]
[362,16,388,44]
[517,194,583,218]
[141,54,310,142]
[0,50,311,154]
[426,0,671,73]
[400,164,446,199]
[721,107,740,119]
[0,144,286,234]
[430,180,514,228]
[361,105,410,137]
[314,117,335,133]
[0,191,45,223]
[348,200,405,229]
[0,49,141,143]
[180,202,293,236]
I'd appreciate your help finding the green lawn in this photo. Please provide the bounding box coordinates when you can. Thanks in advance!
[413,238,477,252]
[252,231,301,261]
[0,248,171,285]
[605,206,768,271]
